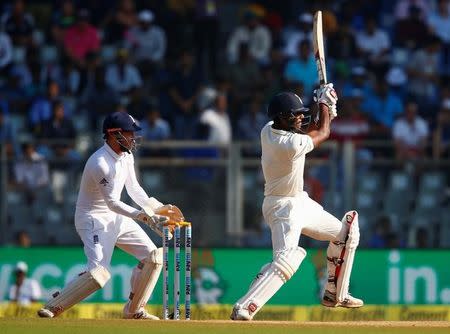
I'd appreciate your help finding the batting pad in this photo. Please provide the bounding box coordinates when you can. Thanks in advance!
[327,211,360,302]
[237,247,306,319]
[127,248,163,314]
[45,265,110,316]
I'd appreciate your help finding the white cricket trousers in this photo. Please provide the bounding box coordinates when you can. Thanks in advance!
[76,213,156,270]
[263,192,347,254]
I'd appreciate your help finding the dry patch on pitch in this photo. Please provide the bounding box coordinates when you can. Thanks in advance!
[193,320,450,327]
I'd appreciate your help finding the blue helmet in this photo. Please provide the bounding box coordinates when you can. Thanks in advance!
[103,112,142,153]
[103,111,141,135]
[267,92,311,131]
[267,92,309,119]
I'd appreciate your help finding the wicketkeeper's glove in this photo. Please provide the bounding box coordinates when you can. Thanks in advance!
[136,211,172,239]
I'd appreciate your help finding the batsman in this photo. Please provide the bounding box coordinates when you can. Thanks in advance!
[38,111,184,319]
[231,85,363,321]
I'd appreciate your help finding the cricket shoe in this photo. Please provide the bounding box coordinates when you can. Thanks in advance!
[37,308,55,318]
[123,304,159,320]
[321,290,364,308]
[230,304,252,321]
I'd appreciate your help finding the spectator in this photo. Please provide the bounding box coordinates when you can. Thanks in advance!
[63,9,100,68]
[169,49,204,139]
[13,142,49,206]
[41,56,81,96]
[393,100,429,160]
[105,48,142,98]
[283,39,317,95]
[394,5,429,49]
[394,0,431,20]
[103,0,137,43]
[139,100,171,142]
[197,87,231,144]
[433,96,450,158]
[327,18,357,77]
[355,16,391,75]
[9,261,41,306]
[80,66,120,130]
[426,0,450,44]
[331,92,370,145]
[29,80,69,134]
[283,13,313,58]
[194,0,219,77]
[237,94,267,142]
[0,31,13,71]
[38,100,78,161]
[369,216,398,248]
[227,8,271,64]
[126,10,167,67]
[362,79,403,132]
[15,230,31,247]
[227,43,263,118]
[0,107,18,158]
[50,0,76,45]
[341,66,373,98]
[406,36,441,107]
[0,0,35,48]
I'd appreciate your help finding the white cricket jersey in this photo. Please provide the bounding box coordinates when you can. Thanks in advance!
[261,122,314,197]
[75,143,162,227]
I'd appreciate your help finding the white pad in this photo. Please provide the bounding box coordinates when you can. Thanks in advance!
[127,248,163,314]
[236,247,306,319]
[44,266,110,317]
[326,211,360,302]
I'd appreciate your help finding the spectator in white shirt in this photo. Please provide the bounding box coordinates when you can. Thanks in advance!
[126,10,167,65]
[393,100,429,160]
[198,87,231,144]
[9,261,42,306]
[355,16,391,74]
[227,9,271,65]
[13,142,50,206]
[105,48,142,98]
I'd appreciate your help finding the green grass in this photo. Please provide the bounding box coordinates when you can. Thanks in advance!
[1,319,449,334]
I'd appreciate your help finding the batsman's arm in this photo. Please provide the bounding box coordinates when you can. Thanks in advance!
[307,103,331,148]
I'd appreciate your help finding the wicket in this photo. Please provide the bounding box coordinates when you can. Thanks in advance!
[162,221,192,320]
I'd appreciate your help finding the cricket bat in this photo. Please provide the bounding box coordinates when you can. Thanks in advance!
[313,10,327,87]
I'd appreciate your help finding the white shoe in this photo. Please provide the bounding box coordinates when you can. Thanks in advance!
[322,290,364,308]
[123,304,159,320]
[37,308,55,318]
[230,304,252,321]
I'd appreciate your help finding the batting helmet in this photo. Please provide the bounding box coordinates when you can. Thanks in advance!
[268,92,309,119]
[103,111,141,135]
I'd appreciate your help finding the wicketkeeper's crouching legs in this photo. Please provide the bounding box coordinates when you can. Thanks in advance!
[231,247,307,320]
[37,265,111,318]
[38,248,163,319]
[322,210,363,308]
[122,248,163,319]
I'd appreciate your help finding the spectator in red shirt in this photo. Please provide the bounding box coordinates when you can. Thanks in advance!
[63,9,100,68]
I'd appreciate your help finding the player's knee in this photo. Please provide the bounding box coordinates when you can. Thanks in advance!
[272,247,307,281]
[89,265,111,288]
[143,247,163,265]
[337,210,360,246]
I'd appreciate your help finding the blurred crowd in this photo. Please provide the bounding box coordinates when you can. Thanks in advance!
[0,0,449,247]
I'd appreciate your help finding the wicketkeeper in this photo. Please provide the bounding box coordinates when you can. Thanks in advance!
[231,84,363,320]
[38,111,184,319]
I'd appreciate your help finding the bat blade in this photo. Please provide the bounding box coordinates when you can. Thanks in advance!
[313,10,327,86]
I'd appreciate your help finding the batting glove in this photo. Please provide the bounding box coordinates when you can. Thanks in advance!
[314,83,338,109]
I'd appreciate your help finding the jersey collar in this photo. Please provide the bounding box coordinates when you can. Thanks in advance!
[104,143,125,160]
